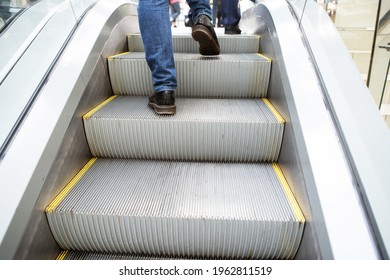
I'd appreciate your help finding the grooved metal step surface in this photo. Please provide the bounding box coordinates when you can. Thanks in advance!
[83,95,284,162]
[57,250,174,260]
[108,52,271,98]
[128,33,261,53]
[46,158,305,259]
[46,30,306,261]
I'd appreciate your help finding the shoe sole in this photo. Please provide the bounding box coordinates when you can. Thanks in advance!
[148,101,176,115]
[192,25,220,55]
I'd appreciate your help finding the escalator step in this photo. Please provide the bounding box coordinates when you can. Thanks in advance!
[128,33,261,53]
[57,250,227,260]
[108,52,271,98]
[83,96,284,162]
[57,250,174,260]
[46,158,304,259]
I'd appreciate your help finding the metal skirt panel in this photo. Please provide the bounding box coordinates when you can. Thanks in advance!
[83,96,284,162]
[128,34,261,54]
[47,159,304,259]
[108,53,271,98]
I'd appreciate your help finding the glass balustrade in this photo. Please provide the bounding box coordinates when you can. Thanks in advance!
[0,0,39,31]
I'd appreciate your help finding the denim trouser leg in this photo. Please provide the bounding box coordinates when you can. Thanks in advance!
[138,0,177,93]
[221,0,241,26]
[187,0,213,22]
[170,3,181,21]
[212,0,218,25]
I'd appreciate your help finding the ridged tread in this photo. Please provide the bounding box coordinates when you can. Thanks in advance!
[108,52,271,98]
[58,250,193,260]
[83,95,284,162]
[47,158,304,259]
[128,33,261,53]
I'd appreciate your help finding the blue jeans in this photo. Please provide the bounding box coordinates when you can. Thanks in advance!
[170,2,181,22]
[138,0,212,93]
[221,0,241,26]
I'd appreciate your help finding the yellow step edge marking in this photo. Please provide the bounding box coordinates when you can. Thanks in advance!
[56,250,68,260]
[108,51,130,60]
[262,98,285,124]
[46,158,97,213]
[256,53,272,62]
[272,163,305,223]
[83,95,117,120]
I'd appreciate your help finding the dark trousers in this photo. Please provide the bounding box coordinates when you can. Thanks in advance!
[221,0,241,26]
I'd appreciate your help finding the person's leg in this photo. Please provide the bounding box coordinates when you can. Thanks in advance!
[217,0,222,27]
[138,0,176,114]
[187,0,213,22]
[187,0,220,55]
[171,3,181,22]
[221,0,241,26]
[212,0,218,26]
[221,0,241,34]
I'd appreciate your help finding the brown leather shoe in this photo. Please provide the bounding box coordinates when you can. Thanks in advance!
[191,15,220,55]
[148,90,176,115]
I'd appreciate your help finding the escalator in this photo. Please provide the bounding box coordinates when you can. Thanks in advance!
[46,33,305,259]
[1,0,389,260]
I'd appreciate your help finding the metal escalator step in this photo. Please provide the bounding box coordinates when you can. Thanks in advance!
[57,250,175,260]
[108,52,271,98]
[83,96,284,162]
[128,33,261,53]
[57,250,226,260]
[46,158,305,259]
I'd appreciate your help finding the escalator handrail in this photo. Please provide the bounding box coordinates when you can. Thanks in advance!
[0,0,137,259]
[288,0,390,259]
[0,0,40,35]
[0,0,97,159]
[242,0,380,259]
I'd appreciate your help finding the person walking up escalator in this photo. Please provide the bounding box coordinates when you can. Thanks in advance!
[138,0,220,115]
